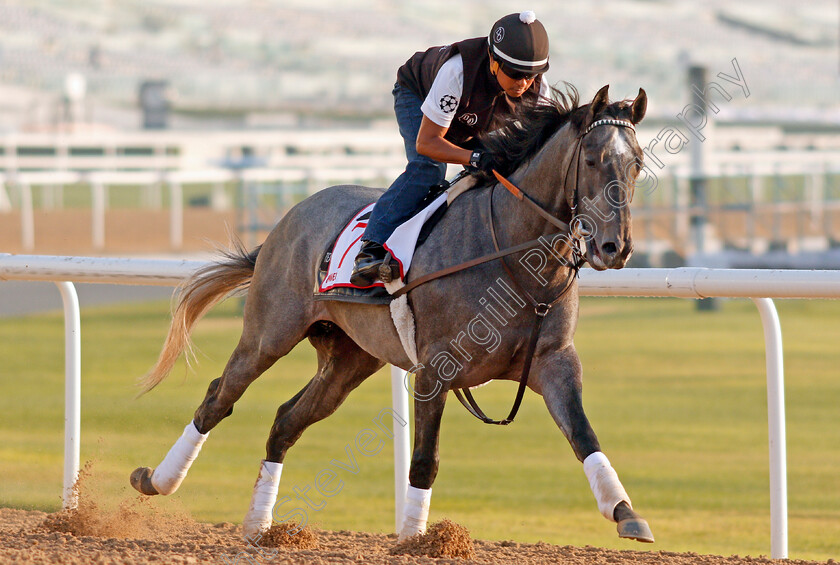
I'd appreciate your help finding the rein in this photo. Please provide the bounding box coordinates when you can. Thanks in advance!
[396,117,636,425]
[452,176,582,425]
[390,168,583,300]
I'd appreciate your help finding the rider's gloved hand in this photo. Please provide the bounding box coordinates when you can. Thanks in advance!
[468,150,497,174]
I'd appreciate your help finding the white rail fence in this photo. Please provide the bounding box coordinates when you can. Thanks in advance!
[1,168,407,251]
[2,255,840,559]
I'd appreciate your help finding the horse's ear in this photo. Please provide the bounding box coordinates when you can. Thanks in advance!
[585,85,610,124]
[631,88,647,124]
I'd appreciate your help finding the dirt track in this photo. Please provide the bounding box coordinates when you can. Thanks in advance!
[2,507,835,565]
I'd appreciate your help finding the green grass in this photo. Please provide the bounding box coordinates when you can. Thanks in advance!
[0,296,838,560]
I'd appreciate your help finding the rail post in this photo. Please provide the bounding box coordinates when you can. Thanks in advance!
[390,366,411,532]
[55,282,81,510]
[752,298,788,559]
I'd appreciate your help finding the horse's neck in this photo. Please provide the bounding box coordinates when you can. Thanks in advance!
[491,127,578,265]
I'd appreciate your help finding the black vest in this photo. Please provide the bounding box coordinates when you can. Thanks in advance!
[396,37,542,147]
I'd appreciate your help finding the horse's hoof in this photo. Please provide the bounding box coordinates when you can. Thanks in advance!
[130,467,160,496]
[617,518,654,543]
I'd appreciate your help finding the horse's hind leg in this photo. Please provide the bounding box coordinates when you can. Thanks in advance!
[242,322,385,535]
[131,298,309,497]
[536,346,654,543]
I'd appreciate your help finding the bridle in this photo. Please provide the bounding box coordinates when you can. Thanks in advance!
[393,117,637,425]
[566,118,640,238]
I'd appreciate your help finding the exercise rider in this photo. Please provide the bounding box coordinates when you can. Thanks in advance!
[349,11,551,287]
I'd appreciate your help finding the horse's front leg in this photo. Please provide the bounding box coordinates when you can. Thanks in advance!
[400,369,448,540]
[536,345,654,543]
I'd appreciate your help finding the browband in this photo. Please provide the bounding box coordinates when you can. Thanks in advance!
[581,118,635,136]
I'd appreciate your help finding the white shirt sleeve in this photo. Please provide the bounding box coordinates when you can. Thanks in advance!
[538,79,551,102]
[420,54,464,128]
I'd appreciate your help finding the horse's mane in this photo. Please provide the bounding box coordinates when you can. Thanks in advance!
[473,84,580,182]
[475,84,630,182]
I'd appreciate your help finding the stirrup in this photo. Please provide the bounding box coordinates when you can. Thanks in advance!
[378,252,399,283]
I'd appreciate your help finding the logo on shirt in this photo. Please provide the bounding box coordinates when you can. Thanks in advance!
[458,113,478,127]
[439,95,458,113]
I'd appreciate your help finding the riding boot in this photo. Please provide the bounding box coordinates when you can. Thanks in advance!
[349,241,387,287]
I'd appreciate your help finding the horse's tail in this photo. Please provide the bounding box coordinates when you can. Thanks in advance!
[137,242,261,396]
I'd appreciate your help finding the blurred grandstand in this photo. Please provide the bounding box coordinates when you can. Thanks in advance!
[0,0,837,131]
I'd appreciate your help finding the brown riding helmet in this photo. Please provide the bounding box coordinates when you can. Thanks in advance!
[488,11,550,75]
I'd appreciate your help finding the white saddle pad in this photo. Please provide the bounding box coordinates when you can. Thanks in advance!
[317,192,449,292]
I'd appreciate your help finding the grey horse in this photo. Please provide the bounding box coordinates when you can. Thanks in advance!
[130,84,654,544]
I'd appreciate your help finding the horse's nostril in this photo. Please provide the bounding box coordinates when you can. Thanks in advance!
[602,242,618,257]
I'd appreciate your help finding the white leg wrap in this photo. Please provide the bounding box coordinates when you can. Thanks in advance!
[150,421,209,495]
[399,486,432,540]
[583,452,632,522]
[242,460,283,537]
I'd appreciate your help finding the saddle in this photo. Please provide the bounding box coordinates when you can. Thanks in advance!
[314,173,476,304]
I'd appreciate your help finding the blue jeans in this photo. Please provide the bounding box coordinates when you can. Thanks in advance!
[362,84,448,244]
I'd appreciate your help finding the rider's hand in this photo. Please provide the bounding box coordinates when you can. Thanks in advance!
[468,150,497,174]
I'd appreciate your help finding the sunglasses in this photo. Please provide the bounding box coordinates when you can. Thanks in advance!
[501,65,539,81]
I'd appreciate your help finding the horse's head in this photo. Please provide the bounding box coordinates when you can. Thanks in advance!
[570,85,647,270]
[478,84,647,271]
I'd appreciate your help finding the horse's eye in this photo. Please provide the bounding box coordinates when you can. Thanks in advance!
[585,159,596,167]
